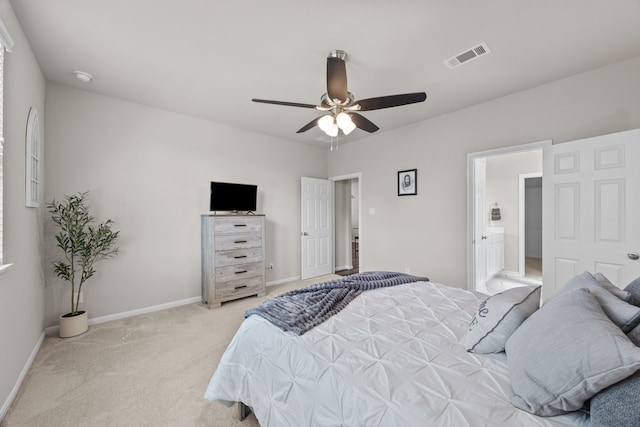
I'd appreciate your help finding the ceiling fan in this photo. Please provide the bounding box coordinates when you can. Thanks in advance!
[252,50,427,138]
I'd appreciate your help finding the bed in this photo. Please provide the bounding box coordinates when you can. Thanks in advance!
[205,272,640,427]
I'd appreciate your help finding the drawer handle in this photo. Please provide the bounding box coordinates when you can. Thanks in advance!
[234,285,248,290]
[234,224,247,227]
[235,270,248,275]
[234,240,247,244]
[234,255,247,259]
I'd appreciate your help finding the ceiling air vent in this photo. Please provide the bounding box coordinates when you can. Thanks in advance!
[444,42,491,69]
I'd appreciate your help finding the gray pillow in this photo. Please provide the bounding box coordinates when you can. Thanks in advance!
[590,372,640,427]
[624,277,640,307]
[462,285,541,354]
[505,288,640,416]
[561,271,640,332]
[593,272,631,302]
[627,322,640,346]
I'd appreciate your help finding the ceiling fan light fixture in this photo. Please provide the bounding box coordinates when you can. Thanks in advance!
[318,114,334,132]
[327,123,339,137]
[341,121,356,135]
[336,112,352,129]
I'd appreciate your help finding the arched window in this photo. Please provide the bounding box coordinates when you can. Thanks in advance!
[25,108,40,208]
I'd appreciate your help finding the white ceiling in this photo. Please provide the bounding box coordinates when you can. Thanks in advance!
[10,0,640,146]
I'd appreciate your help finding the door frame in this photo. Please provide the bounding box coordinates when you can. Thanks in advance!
[329,172,362,274]
[466,140,551,291]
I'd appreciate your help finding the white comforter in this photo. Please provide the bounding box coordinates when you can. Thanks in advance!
[205,281,589,427]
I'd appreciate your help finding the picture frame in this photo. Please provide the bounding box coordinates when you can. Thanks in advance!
[398,169,417,196]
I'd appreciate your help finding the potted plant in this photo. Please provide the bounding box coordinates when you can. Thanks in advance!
[47,191,120,338]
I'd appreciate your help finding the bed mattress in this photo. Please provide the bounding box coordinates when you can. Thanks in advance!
[205,281,589,426]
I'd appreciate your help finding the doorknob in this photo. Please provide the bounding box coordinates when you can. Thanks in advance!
[481,235,487,240]
[301,232,309,236]
[628,252,640,261]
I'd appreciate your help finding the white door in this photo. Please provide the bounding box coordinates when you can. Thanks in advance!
[543,129,640,299]
[473,158,488,293]
[301,177,333,279]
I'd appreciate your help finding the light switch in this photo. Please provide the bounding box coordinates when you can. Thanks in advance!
[369,207,376,215]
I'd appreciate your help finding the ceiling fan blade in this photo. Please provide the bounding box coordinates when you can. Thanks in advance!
[252,99,318,109]
[349,113,379,133]
[355,92,427,111]
[296,116,324,133]
[327,57,348,103]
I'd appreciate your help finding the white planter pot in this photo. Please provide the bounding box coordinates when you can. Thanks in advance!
[59,311,88,338]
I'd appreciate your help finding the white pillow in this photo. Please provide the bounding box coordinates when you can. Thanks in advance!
[462,285,541,354]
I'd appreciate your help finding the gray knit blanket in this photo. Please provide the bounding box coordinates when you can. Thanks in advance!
[245,271,429,335]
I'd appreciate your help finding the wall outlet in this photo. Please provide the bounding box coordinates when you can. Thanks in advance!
[404,268,411,274]
[73,292,83,304]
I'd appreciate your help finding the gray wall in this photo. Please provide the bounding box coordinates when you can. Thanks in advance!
[0,0,46,418]
[43,84,328,325]
[328,55,640,287]
[525,179,543,259]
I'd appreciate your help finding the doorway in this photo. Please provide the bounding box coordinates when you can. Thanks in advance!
[519,174,543,281]
[467,141,550,294]
[330,173,361,276]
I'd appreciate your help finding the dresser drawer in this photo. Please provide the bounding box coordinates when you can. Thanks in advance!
[215,234,262,251]
[215,275,264,301]
[214,217,263,235]
[216,261,263,283]
[215,247,262,267]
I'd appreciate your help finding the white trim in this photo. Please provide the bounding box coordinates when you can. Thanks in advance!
[0,332,45,422]
[0,263,13,278]
[267,275,302,287]
[466,140,551,291]
[518,172,543,277]
[45,296,202,335]
[0,18,13,52]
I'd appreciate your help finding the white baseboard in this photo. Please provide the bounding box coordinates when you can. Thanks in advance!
[498,270,520,278]
[267,275,301,287]
[44,274,325,335]
[44,296,203,336]
[335,265,353,271]
[1,331,45,422]
[42,271,334,335]
[495,270,542,285]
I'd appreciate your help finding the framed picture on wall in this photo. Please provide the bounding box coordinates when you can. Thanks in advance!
[398,169,417,196]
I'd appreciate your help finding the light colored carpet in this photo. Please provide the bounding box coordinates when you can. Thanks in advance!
[2,274,339,427]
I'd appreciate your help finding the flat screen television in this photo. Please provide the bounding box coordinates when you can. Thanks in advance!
[210,181,257,212]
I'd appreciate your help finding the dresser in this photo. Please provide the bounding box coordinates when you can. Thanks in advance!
[201,214,266,308]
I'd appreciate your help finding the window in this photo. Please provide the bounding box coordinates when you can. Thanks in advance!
[25,108,40,207]
[0,18,14,268]
[0,46,5,264]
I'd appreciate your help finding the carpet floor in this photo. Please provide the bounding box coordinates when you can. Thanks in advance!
[1,274,339,427]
